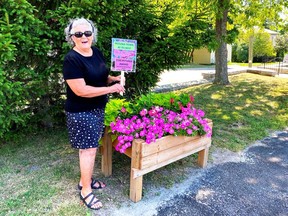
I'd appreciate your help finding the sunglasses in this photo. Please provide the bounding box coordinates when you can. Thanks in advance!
[71,31,93,38]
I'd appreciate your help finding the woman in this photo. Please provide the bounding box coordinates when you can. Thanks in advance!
[63,18,125,210]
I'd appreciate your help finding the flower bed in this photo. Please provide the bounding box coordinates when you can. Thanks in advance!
[105,93,212,153]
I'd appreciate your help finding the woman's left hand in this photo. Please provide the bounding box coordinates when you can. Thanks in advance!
[114,75,122,83]
[109,75,125,86]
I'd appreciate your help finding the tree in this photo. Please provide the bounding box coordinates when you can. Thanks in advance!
[183,20,216,63]
[214,0,230,85]
[168,0,217,62]
[253,31,276,58]
[0,0,51,137]
[274,33,288,57]
[233,0,287,67]
[235,43,249,62]
[111,0,191,98]
[213,0,287,84]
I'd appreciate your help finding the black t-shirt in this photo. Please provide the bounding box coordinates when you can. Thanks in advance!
[63,46,109,112]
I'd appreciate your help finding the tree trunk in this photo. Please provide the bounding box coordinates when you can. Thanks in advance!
[214,0,230,85]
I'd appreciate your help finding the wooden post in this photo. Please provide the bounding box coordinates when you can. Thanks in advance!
[101,127,112,176]
[197,146,209,168]
[129,139,143,202]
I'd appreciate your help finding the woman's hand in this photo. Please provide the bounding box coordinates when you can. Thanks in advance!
[108,75,125,86]
[109,83,125,94]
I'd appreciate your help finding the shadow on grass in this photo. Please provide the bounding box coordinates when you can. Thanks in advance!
[180,74,288,150]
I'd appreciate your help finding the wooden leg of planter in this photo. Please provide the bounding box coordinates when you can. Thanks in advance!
[197,147,209,168]
[101,127,112,177]
[129,139,143,202]
[130,171,143,202]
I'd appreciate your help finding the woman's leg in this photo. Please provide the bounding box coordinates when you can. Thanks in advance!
[79,148,102,208]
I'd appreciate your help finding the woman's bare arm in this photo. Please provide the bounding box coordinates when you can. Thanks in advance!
[66,78,125,98]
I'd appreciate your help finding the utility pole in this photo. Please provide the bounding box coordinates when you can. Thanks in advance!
[248,35,253,68]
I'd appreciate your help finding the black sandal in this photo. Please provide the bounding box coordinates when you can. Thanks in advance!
[80,192,102,210]
[78,178,106,190]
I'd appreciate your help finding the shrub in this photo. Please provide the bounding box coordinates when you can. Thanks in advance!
[236,43,248,63]
[0,0,51,137]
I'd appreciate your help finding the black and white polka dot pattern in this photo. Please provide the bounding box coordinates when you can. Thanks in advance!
[66,108,105,149]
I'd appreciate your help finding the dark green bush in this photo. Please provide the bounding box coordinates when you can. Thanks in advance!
[0,0,51,137]
[236,43,249,63]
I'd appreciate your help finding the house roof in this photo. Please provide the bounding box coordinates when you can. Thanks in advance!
[264,29,279,35]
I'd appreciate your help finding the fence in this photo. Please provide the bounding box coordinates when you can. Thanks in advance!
[259,57,287,75]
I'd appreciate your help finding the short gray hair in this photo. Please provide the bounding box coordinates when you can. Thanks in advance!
[64,18,98,47]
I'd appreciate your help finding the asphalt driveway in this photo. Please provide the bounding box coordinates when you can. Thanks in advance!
[156,130,288,216]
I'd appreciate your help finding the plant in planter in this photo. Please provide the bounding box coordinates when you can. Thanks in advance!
[105,92,212,153]
[103,92,213,202]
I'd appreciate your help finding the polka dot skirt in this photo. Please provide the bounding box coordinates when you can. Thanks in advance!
[66,108,105,149]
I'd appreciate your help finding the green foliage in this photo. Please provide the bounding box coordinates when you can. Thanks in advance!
[233,43,249,63]
[1,0,196,138]
[169,1,217,51]
[274,33,288,57]
[253,31,276,57]
[105,92,194,126]
[0,0,51,138]
[114,0,191,98]
[104,99,130,126]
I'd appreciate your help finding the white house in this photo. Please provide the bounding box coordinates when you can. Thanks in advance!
[263,28,279,46]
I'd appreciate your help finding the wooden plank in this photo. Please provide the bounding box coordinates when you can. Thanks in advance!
[140,119,213,157]
[140,136,211,169]
[131,139,143,170]
[129,172,143,202]
[197,146,210,167]
[98,146,103,155]
[131,145,208,179]
[101,127,113,177]
[141,135,200,157]
[129,138,144,202]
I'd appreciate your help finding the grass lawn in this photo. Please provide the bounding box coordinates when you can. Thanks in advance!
[0,73,287,215]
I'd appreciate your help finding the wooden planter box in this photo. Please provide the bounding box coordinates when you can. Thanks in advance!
[100,119,213,202]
